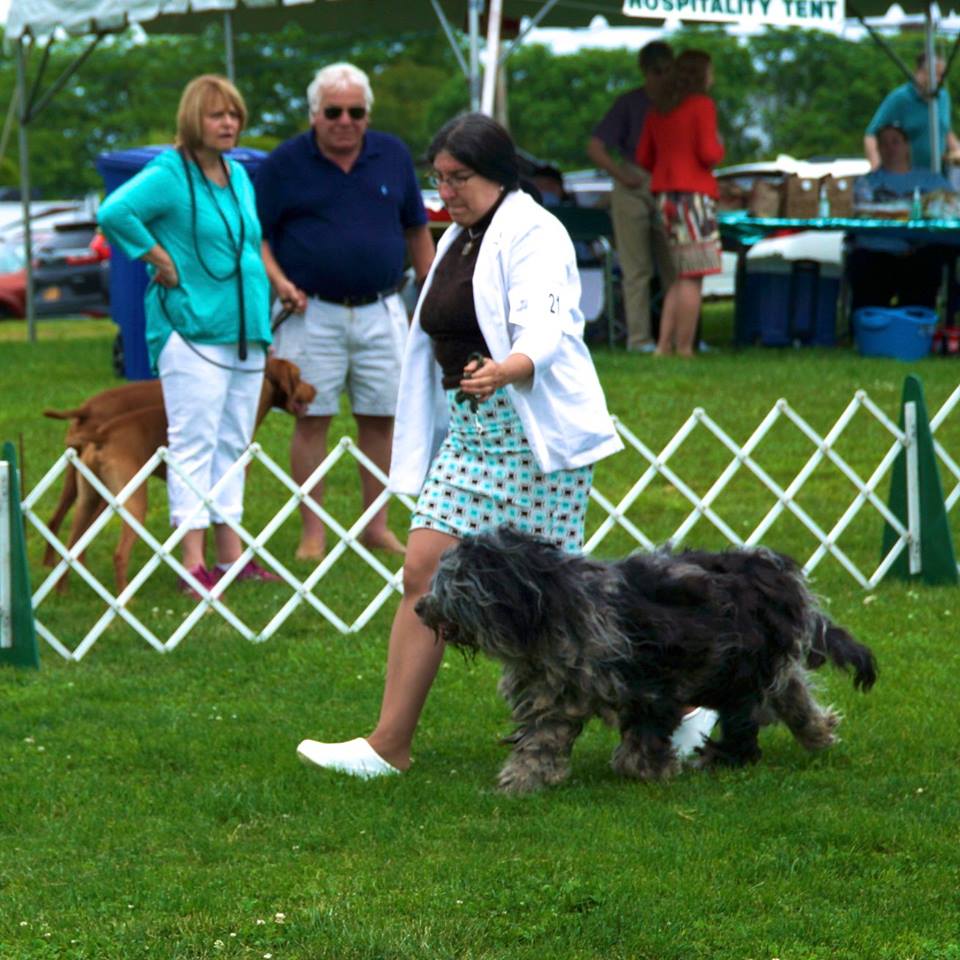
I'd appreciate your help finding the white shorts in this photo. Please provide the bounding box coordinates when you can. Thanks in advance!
[157,332,265,529]
[271,294,408,417]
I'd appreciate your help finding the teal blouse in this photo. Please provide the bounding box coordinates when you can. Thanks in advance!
[98,149,271,372]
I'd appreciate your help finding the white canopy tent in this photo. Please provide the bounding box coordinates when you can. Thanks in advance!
[4,0,959,336]
[6,0,613,335]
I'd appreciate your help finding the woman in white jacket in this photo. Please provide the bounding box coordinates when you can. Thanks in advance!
[296,115,713,778]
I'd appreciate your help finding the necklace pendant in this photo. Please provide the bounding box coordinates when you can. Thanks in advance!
[461,239,474,257]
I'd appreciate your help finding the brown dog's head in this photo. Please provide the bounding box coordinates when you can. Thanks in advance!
[264,357,317,417]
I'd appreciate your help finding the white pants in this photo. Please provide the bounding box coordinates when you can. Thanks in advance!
[157,332,265,529]
[270,293,407,417]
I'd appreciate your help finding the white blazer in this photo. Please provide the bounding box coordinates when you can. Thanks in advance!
[389,189,623,496]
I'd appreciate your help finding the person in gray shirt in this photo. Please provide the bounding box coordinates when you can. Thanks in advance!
[587,40,675,352]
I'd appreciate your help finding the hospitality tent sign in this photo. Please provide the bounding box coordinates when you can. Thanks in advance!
[622,0,845,27]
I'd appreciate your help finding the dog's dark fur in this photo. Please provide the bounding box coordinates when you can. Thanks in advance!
[415,526,877,794]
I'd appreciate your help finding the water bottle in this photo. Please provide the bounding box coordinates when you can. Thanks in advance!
[911,186,923,219]
[817,183,831,218]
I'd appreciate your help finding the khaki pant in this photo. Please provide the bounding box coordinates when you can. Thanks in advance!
[610,162,675,348]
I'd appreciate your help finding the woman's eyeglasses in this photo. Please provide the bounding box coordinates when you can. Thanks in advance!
[429,172,477,190]
[322,106,367,121]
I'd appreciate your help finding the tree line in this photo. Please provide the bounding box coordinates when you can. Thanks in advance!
[0,22,953,197]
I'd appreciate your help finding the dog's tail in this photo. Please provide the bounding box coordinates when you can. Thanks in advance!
[808,616,877,691]
[43,407,83,421]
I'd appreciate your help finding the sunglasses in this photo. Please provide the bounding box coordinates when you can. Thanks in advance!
[322,105,367,121]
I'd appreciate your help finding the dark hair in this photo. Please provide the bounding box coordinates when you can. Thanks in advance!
[915,51,943,70]
[426,113,520,191]
[876,123,907,142]
[653,49,712,114]
[639,40,673,75]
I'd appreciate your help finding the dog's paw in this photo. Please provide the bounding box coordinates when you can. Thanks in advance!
[496,767,546,795]
[692,740,760,770]
[611,743,679,781]
[797,708,841,751]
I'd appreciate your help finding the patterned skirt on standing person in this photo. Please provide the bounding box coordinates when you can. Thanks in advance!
[410,389,592,554]
[656,191,723,278]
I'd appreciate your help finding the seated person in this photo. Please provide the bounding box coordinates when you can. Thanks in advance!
[848,123,951,313]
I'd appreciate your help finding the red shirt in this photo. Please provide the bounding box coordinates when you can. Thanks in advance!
[636,94,724,198]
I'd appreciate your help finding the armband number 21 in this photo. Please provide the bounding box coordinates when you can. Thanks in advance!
[548,294,559,314]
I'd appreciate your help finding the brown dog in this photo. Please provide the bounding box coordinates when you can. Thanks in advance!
[46,357,316,593]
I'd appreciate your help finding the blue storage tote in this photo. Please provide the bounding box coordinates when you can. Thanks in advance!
[95,145,267,380]
[735,257,840,347]
[853,306,936,361]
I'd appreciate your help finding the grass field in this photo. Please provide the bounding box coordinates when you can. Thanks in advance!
[1,310,959,960]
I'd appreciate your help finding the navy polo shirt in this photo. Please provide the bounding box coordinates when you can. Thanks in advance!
[256,129,427,301]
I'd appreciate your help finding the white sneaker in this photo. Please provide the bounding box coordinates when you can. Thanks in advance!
[671,707,718,760]
[296,737,400,779]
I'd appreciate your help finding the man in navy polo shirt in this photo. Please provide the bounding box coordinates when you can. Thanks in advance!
[257,62,434,561]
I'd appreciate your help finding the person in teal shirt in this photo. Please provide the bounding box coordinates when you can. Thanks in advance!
[98,75,277,595]
[865,53,960,172]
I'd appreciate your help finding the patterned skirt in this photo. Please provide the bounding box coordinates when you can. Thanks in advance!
[410,389,592,554]
[656,191,723,278]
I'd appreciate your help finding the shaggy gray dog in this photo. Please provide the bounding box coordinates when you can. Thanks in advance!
[415,526,877,794]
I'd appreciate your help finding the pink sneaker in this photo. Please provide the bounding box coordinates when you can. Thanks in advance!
[177,564,218,600]
[234,559,282,583]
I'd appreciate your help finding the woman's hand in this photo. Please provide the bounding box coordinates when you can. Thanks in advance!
[143,244,179,288]
[458,353,534,402]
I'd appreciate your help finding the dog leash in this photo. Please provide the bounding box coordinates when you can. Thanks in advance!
[455,352,487,413]
[271,304,295,334]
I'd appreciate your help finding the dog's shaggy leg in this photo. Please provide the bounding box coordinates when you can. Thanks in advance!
[611,728,680,781]
[768,666,840,751]
[497,717,583,794]
[695,698,763,769]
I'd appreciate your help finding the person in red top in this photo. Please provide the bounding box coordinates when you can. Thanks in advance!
[636,50,724,357]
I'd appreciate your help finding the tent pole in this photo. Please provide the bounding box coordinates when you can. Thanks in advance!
[498,0,561,67]
[925,6,940,174]
[481,0,502,116]
[16,39,35,343]
[469,0,482,112]
[430,0,469,79]
[224,13,236,82]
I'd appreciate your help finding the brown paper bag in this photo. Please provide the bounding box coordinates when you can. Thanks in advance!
[748,178,782,218]
[781,174,820,218]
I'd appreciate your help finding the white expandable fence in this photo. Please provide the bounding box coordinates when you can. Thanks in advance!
[13,383,960,661]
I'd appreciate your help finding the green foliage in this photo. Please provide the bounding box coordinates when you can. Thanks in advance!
[3,23,960,196]
[2,316,960,958]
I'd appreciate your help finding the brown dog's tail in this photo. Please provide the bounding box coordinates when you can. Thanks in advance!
[44,407,84,421]
[808,616,878,691]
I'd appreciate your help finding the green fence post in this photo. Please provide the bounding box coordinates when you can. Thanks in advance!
[0,441,40,668]
[881,375,958,585]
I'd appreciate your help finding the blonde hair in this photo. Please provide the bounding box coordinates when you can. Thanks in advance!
[307,62,374,117]
[175,75,247,150]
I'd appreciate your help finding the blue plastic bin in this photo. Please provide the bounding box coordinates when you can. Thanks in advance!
[735,257,840,347]
[95,145,267,380]
[853,306,937,361]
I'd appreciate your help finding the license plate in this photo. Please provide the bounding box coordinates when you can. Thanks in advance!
[40,285,61,302]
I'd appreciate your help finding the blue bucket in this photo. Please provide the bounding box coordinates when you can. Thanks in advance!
[853,306,937,361]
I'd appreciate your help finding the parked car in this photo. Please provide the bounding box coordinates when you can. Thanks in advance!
[32,220,111,318]
[0,208,111,319]
[0,239,26,319]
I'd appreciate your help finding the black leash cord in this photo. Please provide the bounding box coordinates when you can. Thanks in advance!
[157,287,265,373]
[179,148,248,360]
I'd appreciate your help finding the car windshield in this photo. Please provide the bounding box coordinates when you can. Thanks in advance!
[0,239,24,274]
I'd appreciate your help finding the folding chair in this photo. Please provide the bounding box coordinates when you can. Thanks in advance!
[551,205,622,347]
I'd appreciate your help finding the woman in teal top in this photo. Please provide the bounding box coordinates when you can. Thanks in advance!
[99,75,277,596]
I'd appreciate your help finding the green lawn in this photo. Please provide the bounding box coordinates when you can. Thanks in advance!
[1,310,959,960]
